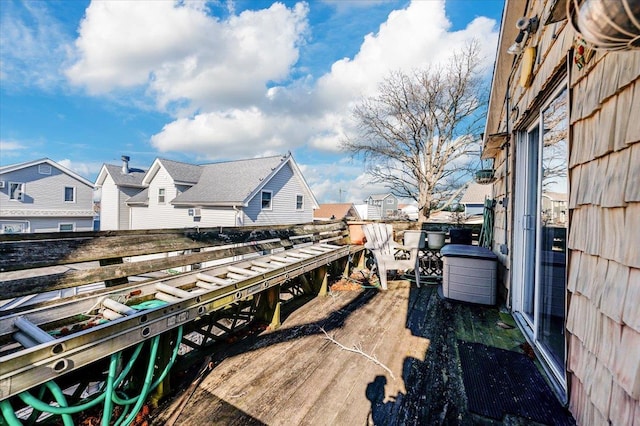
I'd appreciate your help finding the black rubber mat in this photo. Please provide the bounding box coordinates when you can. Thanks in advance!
[458,340,574,425]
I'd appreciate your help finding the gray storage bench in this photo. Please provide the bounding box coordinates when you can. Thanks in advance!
[440,244,498,305]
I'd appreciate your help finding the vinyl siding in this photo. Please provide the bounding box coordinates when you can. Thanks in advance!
[0,164,94,233]
[130,203,237,229]
[130,166,178,229]
[99,175,120,230]
[119,187,140,230]
[130,166,238,229]
[0,217,94,233]
[243,163,314,225]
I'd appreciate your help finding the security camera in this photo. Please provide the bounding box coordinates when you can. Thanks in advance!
[516,16,539,33]
[516,17,529,30]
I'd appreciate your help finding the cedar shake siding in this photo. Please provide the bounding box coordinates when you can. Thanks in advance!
[483,1,639,424]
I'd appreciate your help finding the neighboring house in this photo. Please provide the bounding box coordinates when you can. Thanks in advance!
[0,158,95,233]
[353,203,368,220]
[365,193,399,219]
[541,191,568,226]
[94,156,147,230]
[314,203,361,221]
[398,203,419,221]
[98,153,318,230]
[459,183,492,216]
[483,1,639,424]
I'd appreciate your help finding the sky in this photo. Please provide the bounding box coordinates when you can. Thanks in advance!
[0,0,503,204]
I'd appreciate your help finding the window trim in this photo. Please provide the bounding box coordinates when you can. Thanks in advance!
[64,186,76,203]
[2,221,29,233]
[296,194,304,211]
[9,182,25,201]
[38,164,52,175]
[58,223,75,232]
[158,188,166,204]
[261,190,273,210]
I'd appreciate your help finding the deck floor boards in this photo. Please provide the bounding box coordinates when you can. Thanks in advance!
[153,282,570,425]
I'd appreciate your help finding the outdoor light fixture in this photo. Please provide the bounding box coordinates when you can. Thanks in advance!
[507,16,539,55]
[568,0,640,50]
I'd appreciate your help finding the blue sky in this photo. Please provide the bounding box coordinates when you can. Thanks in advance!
[0,0,503,203]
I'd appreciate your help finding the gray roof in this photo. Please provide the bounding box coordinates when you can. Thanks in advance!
[104,164,146,187]
[368,193,395,201]
[126,187,149,205]
[460,183,492,204]
[158,158,202,184]
[172,155,288,205]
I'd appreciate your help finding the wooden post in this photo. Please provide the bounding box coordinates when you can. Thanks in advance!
[342,257,350,280]
[149,329,175,408]
[314,265,329,297]
[354,250,366,270]
[255,285,281,330]
[299,273,314,294]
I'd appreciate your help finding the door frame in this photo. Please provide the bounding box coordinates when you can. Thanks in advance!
[511,81,569,397]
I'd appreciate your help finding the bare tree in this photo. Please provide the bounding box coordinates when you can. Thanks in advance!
[342,41,487,222]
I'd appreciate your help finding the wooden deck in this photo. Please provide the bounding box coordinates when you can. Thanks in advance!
[152,281,562,425]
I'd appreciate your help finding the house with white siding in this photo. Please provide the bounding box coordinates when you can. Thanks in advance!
[98,153,318,230]
[483,1,639,424]
[459,182,492,217]
[94,156,147,230]
[0,158,95,233]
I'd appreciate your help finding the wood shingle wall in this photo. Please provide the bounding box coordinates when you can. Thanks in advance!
[566,49,640,425]
[485,0,639,423]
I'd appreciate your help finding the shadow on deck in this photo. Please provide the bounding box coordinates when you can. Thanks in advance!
[153,282,575,425]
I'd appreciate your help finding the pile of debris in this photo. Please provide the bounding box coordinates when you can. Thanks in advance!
[330,269,379,291]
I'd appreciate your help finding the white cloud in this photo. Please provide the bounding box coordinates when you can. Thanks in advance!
[57,159,103,181]
[0,2,72,90]
[0,139,26,152]
[66,1,309,114]
[66,0,498,163]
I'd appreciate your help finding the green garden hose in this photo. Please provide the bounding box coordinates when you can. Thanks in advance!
[3,324,183,426]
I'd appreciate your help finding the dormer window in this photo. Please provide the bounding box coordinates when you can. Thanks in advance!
[9,182,24,201]
[158,188,166,204]
[261,190,272,210]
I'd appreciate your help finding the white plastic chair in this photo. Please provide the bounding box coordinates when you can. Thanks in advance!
[362,224,424,290]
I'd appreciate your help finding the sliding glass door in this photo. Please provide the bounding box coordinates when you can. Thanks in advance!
[513,84,568,386]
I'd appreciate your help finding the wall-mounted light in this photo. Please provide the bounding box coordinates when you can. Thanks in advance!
[507,16,539,55]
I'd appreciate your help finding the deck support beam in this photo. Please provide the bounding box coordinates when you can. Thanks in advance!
[256,285,282,330]
[315,266,329,296]
[149,330,175,408]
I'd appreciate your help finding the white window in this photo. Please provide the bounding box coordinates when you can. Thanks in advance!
[59,223,74,232]
[296,194,304,210]
[2,222,28,233]
[261,190,272,210]
[158,188,166,204]
[9,182,24,201]
[38,164,52,175]
[64,186,76,202]
[387,198,394,204]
